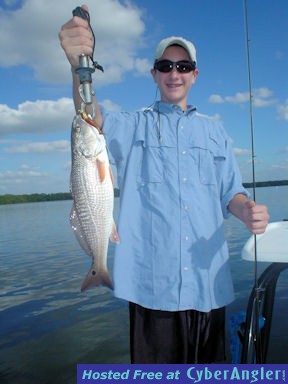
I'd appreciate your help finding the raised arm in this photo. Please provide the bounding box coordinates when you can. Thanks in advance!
[228,193,269,234]
[58,5,103,127]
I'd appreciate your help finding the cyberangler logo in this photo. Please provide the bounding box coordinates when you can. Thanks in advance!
[186,366,286,383]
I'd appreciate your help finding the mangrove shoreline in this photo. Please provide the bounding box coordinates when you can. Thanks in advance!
[0,181,287,205]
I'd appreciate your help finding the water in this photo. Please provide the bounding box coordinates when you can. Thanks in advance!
[0,187,287,383]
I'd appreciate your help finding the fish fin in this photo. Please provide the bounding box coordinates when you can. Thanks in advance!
[110,220,120,244]
[96,159,106,182]
[109,165,114,185]
[81,268,114,291]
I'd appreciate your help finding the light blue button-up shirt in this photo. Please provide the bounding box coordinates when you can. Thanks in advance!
[103,102,248,312]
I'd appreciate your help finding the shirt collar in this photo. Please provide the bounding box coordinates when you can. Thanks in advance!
[153,101,197,115]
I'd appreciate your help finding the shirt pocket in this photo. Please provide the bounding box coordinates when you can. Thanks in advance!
[190,136,226,186]
[136,129,176,184]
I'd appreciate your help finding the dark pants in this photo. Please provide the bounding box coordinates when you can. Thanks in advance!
[129,302,226,364]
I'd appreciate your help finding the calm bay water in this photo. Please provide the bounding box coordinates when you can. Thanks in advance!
[0,186,288,383]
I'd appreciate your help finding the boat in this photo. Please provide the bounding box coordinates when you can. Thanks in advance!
[230,220,288,363]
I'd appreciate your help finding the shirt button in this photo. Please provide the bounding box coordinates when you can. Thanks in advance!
[182,150,186,155]
[184,205,188,211]
[185,236,189,241]
[184,267,189,271]
[183,177,187,182]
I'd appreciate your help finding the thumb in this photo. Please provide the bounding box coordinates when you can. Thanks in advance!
[81,4,89,12]
[244,200,255,210]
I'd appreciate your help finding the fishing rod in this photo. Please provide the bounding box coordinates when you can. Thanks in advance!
[243,0,264,363]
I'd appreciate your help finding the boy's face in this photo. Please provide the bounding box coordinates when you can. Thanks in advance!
[151,45,198,110]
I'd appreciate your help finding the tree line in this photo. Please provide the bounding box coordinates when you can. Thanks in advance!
[242,180,288,188]
[0,181,287,205]
[0,189,121,205]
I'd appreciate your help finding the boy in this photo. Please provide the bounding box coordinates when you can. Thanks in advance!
[59,6,269,363]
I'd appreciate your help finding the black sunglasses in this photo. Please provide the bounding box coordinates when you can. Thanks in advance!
[154,59,196,74]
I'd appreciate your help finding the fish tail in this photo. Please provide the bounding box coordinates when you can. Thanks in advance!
[81,268,114,292]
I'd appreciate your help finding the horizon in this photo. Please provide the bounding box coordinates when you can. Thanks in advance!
[1,180,288,200]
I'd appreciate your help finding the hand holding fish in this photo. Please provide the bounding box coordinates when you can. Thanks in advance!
[59,5,94,70]
[59,5,103,127]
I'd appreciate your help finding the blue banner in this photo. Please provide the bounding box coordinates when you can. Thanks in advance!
[77,364,287,384]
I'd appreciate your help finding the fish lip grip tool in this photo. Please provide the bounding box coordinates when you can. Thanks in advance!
[72,6,104,117]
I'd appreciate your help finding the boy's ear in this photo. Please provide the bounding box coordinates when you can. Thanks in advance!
[150,68,157,84]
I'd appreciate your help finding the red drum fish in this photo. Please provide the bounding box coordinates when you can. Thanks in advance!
[70,112,119,291]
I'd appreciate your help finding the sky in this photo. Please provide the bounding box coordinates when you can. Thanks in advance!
[0,0,287,195]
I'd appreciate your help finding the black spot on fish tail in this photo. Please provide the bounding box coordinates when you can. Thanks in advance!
[81,267,114,292]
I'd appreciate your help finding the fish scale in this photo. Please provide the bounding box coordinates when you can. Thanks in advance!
[70,114,119,291]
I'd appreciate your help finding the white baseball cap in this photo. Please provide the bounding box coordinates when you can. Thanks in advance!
[154,36,197,64]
